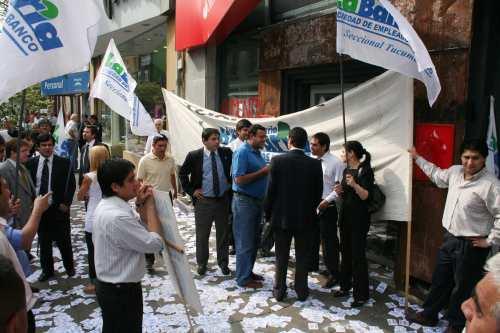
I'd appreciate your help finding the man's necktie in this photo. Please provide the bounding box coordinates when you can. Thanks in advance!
[210,151,220,197]
[40,158,49,195]
[83,144,89,171]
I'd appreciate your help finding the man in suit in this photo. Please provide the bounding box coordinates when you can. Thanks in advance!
[26,133,76,282]
[0,139,35,229]
[179,128,232,276]
[265,127,323,301]
[79,125,99,185]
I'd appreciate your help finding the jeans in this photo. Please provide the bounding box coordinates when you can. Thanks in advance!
[232,193,262,286]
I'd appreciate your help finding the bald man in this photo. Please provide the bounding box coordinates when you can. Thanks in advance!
[144,119,170,155]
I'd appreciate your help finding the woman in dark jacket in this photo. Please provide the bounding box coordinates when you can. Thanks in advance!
[334,141,374,307]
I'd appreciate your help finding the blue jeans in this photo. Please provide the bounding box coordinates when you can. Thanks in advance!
[232,193,262,286]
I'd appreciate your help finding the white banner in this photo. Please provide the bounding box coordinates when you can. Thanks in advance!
[336,0,440,106]
[486,96,499,178]
[153,190,203,314]
[53,108,67,156]
[0,0,100,102]
[163,71,413,222]
[90,39,155,136]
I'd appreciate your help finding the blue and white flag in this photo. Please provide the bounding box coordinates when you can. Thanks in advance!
[53,108,69,156]
[90,39,155,136]
[0,0,101,102]
[486,96,499,178]
[336,0,441,106]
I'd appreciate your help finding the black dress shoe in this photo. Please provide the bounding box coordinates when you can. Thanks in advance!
[66,269,76,277]
[351,300,367,308]
[251,273,264,281]
[297,293,309,302]
[38,272,54,282]
[220,266,231,276]
[229,248,236,255]
[333,290,350,298]
[197,265,207,276]
[30,285,40,293]
[405,310,438,327]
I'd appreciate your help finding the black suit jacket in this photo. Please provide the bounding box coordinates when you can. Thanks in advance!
[78,140,101,185]
[179,147,232,201]
[264,149,323,230]
[26,155,76,229]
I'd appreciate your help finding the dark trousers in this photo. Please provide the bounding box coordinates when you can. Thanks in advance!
[96,280,143,333]
[38,223,74,275]
[27,310,35,333]
[194,196,230,268]
[339,215,370,301]
[274,228,311,300]
[309,219,320,271]
[422,232,489,330]
[319,204,339,276]
[85,232,96,280]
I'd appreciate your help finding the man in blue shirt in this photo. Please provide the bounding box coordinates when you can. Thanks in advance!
[232,124,269,288]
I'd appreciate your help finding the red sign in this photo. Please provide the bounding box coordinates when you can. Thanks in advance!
[414,123,455,181]
[175,0,260,51]
[220,96,259,118]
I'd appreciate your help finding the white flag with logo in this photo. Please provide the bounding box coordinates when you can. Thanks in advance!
[486,96,499,178]
[90,39,155,136]
[0,0,101,102]
[336,0,441,106]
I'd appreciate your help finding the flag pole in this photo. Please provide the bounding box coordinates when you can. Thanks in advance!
[339,53,347,144]
[13,89,27,200]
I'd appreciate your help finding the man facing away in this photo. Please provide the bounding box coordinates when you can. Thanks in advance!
[232,124,269,289]
[26,134,76,282]
[265,127,323,302]
[179,128,232,276]
[228,119,252,152]
[310,132,345,288]
[137,134,177,273]
[92,158,165,333]
[406,139,500,333]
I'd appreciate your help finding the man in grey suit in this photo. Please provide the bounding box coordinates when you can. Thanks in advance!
[0,139,35,229]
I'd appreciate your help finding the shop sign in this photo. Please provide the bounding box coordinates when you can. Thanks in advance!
[41,71,90,96]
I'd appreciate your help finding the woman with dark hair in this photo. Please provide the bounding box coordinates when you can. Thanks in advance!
[334,140,374,307]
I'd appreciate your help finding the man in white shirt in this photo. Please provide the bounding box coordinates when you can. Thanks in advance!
[93,158,165,333]
[310,132,345,288]
[407,139,500,333]
[227,119,252,152]
[144,119,170,155]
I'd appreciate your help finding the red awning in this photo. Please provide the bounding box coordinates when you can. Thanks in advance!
[175,0,260,51]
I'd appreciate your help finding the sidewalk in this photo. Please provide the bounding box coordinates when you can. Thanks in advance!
[27,200,448,333]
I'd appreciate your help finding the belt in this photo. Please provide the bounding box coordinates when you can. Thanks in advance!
[234,191,260,201]
[97,280,141,289]
[203,195,226,201]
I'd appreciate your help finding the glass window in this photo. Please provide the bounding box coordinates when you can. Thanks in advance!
[271,0,336,22]
[219,34,260,117]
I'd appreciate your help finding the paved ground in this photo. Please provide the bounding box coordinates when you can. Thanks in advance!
[26,199,448,333]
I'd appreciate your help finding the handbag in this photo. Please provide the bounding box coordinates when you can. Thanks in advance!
[367,184,386,213]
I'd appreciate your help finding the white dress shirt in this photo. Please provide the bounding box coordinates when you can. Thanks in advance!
[36,154,53,195]
[314,152,345,202]
[92,196,164,283]
[0,219,36,310]
[416,157,500,245]
[227,137,244,152]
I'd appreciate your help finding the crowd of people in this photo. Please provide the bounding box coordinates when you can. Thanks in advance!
[0,114,498,333]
